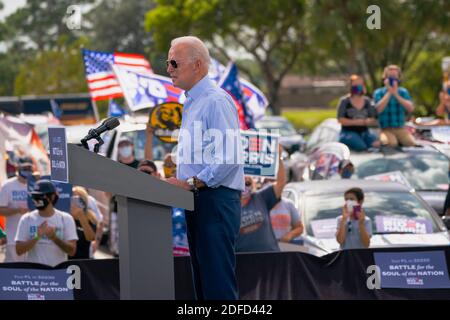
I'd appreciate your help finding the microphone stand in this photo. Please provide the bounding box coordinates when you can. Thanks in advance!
[81,128,104,154]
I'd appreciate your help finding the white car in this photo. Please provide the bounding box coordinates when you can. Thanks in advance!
[282,179,450,257]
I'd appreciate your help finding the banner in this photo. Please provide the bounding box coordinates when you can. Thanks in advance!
[374,216,433,234]
[113,65,185,112]
[27,175,72,213]
[0,268,74,300]
[48,127,68,183]
[149,102,183,143]
[241,130,279,178]
[374,251,450,289]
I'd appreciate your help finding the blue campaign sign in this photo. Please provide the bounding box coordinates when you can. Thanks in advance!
[241,130,279,178]
[48,127,68,183]
[374,251,450,289]
[0,268,74,300]
[27,175,72,214]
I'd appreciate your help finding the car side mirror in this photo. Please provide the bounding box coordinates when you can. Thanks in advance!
[442,216,450,230]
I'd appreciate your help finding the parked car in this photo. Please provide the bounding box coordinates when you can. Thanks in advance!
[255,116,306,154]
[350,146,449,215]
[282,180,450,257]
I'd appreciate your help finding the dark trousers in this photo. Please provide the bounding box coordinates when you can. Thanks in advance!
[185,186,241,300]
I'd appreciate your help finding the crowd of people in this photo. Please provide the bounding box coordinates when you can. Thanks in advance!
[337,64,450,151]
[0,62,448,268]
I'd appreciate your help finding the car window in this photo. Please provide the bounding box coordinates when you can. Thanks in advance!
[355,153,449,191]
[304,191,440,238]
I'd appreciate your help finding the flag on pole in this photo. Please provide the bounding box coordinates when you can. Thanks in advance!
[218,62,255,130]
[81,49,152,101]
[113,65,185,112]
[210,58,268,122]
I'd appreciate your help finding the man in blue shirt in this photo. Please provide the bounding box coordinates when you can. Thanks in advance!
[374,65,415,147]
[166,36,244,300]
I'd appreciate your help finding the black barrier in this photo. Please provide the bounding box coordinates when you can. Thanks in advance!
[1,246,450,300]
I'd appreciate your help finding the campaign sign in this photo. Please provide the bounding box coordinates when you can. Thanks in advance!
[48,127,68,183]
[149,102,183,143]
[374,251,450,288]
[241,130,279,178]
[27,175,72,213]
[113,65,186,111]
[310,219,338,239]
[375,216,433,234]
[0,268,74,300]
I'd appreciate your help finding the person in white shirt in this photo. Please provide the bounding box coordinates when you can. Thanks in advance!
[15,179,78,267]
[0,156,34,262]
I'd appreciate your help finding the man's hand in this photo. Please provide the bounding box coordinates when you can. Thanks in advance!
[45,225,57,241]
[37,221,47,238]
[166,177,191,190]
[385,78,398,95]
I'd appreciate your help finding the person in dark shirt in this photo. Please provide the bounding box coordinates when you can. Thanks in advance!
[69,186,97,260]
[117,136,139,168]
[237,146,286,252]
[337,74,380,151]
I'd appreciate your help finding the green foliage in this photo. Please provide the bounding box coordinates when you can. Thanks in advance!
[14,37,89,95]
[283,108,336,130]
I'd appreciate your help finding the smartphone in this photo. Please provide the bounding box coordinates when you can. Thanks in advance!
[388,77,396,87]
[353,205,361,220]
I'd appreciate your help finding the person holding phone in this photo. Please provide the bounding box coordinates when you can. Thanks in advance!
[336,187,372,249]
[374,65,415,147]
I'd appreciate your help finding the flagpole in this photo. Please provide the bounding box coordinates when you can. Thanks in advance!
[92,99,100,122]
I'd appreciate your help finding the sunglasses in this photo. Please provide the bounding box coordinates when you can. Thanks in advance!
[142,170,155,175]
[166,59,180,69]
[347,221,352,233]
[245,182,252,187]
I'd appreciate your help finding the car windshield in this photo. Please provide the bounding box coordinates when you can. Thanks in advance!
[304,191,440,239]
[120,130,176,161]
[354,153,449,191]
[255,120,296,136]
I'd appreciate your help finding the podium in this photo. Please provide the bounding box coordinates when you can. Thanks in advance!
[66,144,194,299]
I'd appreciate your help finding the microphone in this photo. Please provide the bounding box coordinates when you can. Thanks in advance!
[81,117,120,152]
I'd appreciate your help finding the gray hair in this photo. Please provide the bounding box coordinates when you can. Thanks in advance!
[171,36,210,69]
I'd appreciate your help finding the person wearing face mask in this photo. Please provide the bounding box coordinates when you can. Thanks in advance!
[338,159,354,179]
[337,74,380,151]
[0,156,36,262]
[236,145,286,252]
[69,186,98,260]
[15,179,78,267]
[374,65,415,147]
[336,187,372,249]
[117,136,139,168]
[436,83,450,123]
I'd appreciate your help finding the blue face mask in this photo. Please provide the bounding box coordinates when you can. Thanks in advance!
[18,169,32,179]
[351,85,364,95]
[341,169,353,179]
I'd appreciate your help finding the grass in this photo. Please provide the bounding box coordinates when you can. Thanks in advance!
[282,108,336,131]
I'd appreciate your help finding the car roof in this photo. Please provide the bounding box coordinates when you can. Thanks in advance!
[284,179,412,196]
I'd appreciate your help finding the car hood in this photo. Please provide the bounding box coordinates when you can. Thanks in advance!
[304,232,450,256]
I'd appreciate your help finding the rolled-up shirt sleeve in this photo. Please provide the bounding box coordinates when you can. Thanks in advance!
[196,96,242,188]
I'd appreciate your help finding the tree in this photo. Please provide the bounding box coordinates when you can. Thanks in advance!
[14,36,89,95]
[145,0,307,115]
[307,0,450,94]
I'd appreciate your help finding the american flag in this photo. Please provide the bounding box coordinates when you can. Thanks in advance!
[218,62,255,130]
[82,49,152,101]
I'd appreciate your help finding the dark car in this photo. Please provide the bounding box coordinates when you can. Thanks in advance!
[282,180,449,257]
[255,116,306,154]
[350,146,449,215]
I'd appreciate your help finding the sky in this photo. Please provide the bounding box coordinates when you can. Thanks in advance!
[0,0,26,21]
